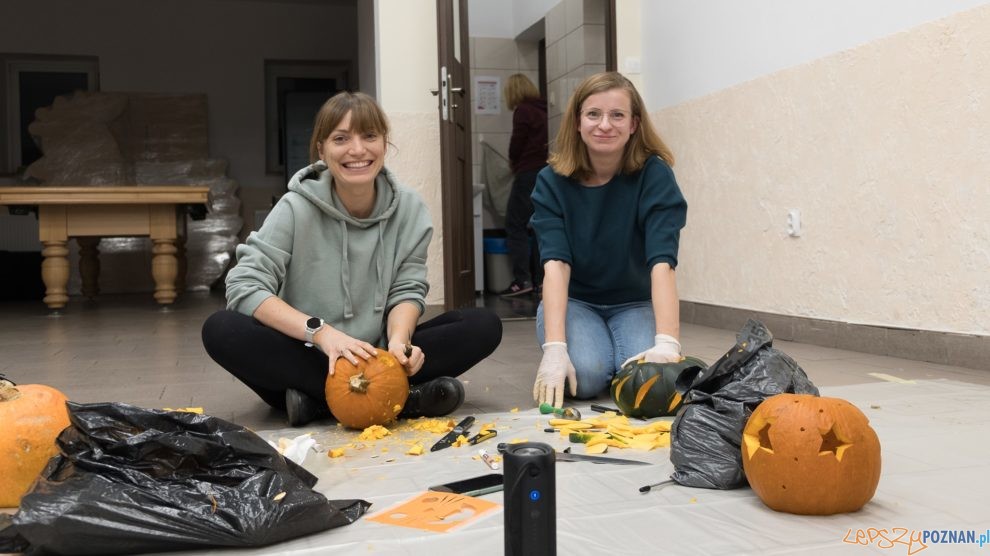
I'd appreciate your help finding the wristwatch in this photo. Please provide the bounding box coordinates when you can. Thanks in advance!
[304,316,324,345]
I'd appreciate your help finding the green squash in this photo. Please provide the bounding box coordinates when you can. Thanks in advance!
[609,356,706,418]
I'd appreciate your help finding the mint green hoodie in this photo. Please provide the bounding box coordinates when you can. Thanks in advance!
[225,161,432,346]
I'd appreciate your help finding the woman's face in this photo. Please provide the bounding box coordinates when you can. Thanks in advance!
[577,89,638,160]
[318,110,386,189]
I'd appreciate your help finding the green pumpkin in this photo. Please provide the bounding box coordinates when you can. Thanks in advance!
[609,356,707,418]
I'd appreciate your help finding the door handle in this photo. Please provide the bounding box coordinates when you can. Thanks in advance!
[450,87,464,96]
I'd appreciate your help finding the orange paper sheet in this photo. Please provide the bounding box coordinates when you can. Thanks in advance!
[366,491,501,533]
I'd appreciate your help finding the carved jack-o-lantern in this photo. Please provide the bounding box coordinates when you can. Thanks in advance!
[741,393,881,515]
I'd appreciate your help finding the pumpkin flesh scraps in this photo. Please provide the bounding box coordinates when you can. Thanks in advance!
[741,393,881,515]
[558,414,673,452]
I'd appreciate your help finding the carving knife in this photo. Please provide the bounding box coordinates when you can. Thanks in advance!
[430,416,475,452]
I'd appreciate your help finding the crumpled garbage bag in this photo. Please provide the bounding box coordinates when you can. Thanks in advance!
[669,319,819,489]
[0,402,369,555]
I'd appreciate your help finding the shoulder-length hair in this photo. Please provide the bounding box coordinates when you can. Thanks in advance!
[309,91,391,163]
[548,72,674,180]
[504,73,541,110]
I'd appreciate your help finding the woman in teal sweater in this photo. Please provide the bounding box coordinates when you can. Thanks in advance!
[531,72,687,408]
[202,92,501,426]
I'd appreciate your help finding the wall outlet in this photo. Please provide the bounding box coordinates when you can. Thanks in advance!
[787,209,802,237]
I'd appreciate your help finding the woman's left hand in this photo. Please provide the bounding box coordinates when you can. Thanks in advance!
[388,340,425,376]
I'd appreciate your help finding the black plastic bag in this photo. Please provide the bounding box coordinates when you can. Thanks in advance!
[0,402,369,555]
[669,319,819,489]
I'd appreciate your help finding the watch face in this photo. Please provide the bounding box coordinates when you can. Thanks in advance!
[306,317,322,330]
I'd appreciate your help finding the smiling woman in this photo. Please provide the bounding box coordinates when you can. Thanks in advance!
[201,91,503,428]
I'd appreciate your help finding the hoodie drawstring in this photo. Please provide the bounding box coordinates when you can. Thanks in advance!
[374,223,385,312]
[340,221,353,319]
[340,220,387,319]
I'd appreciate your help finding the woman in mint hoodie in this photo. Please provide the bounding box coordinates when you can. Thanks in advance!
[202,91,502,427]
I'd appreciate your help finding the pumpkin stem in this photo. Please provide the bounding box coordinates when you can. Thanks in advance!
[0,379,22,402]
[348,373,371,394]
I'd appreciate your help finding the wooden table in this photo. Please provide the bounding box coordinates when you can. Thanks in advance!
[0,186,210,310]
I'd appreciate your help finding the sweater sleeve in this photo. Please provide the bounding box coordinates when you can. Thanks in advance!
[224,199,295,316]
[385,192,433,314]
[531,169,573,265]
[508,107,530,171]
[638,158,687,269]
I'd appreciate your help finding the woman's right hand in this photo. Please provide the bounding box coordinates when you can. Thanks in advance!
[316,328,377,375]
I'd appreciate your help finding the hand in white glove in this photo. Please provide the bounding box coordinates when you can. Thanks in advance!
[622,334,683,367]
[533,342,578,408]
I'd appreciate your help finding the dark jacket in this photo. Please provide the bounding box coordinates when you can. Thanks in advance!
[508,97,548,174]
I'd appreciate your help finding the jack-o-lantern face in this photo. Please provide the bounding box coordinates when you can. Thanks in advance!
[741,394,882,515]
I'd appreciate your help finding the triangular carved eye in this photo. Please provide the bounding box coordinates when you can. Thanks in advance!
[819,427,851,460]
[757,421,773,451]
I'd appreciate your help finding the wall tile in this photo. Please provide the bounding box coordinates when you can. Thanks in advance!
[565,0,583,34]
[565,28,584,73]
[546,1,567,45]
[547,38,566,81]
[517,40,541,71]
[583,0,606,24]
[583,24,606,65]
[473,37,520,70]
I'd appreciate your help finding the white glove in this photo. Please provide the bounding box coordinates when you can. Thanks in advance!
[533,342,578,408]
[622,334,682,367]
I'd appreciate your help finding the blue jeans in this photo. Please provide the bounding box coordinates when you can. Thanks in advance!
[536,298,655,400]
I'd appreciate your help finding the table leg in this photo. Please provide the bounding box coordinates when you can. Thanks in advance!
[152,239,178,305]
[78,237,101,300]
[176,234,187,294]
[41,240,70,310]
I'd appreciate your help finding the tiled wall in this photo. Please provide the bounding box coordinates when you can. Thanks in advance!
[469,37,541,227]
[545,0,607,141]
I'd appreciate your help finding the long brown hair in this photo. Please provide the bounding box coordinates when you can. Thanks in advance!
[504,73,541,110]
[309,91,391,163]
[548,72,673,180]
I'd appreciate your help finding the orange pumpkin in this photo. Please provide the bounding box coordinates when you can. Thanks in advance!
[0,379,71,507]
[325,349,409,429]
[741,393,881,515]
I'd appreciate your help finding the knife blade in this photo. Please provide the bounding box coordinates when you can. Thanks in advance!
[430,416,475,452]
[555,448,650,466]
[494,443,650,466]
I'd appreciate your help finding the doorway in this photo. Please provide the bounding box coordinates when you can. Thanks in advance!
[465,0,615,320]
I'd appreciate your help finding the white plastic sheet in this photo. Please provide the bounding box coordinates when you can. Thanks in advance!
[139,379,990,555]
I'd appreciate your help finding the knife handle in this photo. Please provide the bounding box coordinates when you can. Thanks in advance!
[456,416,475,432]
[468,430,497,445]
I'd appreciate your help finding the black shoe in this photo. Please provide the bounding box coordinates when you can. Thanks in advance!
[399,377,465,419]
[285,388,330,427]
[499,280,533,298]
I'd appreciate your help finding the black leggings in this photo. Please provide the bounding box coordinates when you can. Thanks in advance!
[201,308,502,410]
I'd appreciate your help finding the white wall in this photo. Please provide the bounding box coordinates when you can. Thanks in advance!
[642,0,990,109]
[0,0,358,191]
[636,3,990,335]
[376,0,445,305]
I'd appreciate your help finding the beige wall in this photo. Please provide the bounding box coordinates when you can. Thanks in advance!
[377,0,445,305]
[658,5,990,335]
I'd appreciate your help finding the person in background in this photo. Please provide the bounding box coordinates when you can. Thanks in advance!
[202,91,502,427]
[530,72,688,408]
[499,73,548,297]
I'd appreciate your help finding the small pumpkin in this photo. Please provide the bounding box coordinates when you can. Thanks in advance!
[741,393,882,515]
[0,379,71,507]
[325,349,409,429]
[609,356,706,418]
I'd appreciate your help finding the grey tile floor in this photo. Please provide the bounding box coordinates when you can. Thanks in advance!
[2,291,988,432]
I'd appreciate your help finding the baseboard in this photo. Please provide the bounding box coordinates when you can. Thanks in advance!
[680,301,989,372]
